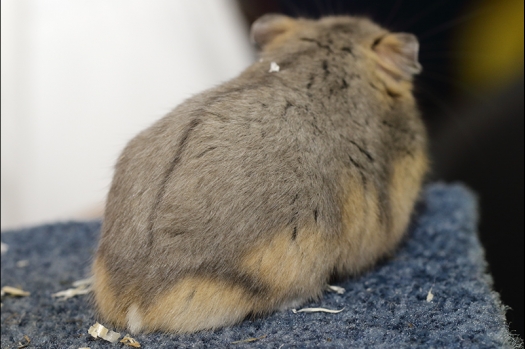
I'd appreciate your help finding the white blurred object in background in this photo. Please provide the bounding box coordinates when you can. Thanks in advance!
[1,0,254,230]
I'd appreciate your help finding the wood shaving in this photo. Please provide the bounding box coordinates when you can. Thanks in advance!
[426,288,434,302]
[52,286,91,300]
[16,260,30,268]
[1,286,30,297]
[120,334,141,347]
[269,62,280,73]
[72,277,93,288]
[326,285,346,294]
[53,277,93,300]
[1,242,8,254]
[232,335,266,344]
[292,307,345,314]
[17,335,31,349]
[88,322,121,343]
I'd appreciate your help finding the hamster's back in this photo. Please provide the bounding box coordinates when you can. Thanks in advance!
[93,14,428,334]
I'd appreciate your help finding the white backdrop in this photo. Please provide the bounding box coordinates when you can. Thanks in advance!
[1,0,255,230]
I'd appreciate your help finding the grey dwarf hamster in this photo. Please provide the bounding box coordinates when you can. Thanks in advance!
[92,14,428,334]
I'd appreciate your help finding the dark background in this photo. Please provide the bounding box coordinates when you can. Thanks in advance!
[236,0,524,339]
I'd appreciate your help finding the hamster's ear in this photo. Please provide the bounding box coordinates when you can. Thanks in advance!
[251,14,296,48]
[372,33,422,80]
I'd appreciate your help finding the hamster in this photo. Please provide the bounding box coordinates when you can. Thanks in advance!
[92,14,428,334]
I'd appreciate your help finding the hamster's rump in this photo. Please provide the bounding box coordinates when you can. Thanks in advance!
[92,14,428,334]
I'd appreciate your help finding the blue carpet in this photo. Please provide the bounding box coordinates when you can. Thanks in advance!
[1,183,521,348]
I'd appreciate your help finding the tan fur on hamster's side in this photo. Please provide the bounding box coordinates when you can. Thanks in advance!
[92,14,428,334]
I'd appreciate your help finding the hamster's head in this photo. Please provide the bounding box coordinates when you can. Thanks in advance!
[251,14,422,98]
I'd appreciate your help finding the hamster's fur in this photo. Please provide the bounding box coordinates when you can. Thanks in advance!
[92,14,428,334]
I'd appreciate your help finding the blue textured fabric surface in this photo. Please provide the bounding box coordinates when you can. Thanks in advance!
[1,183,520,348]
